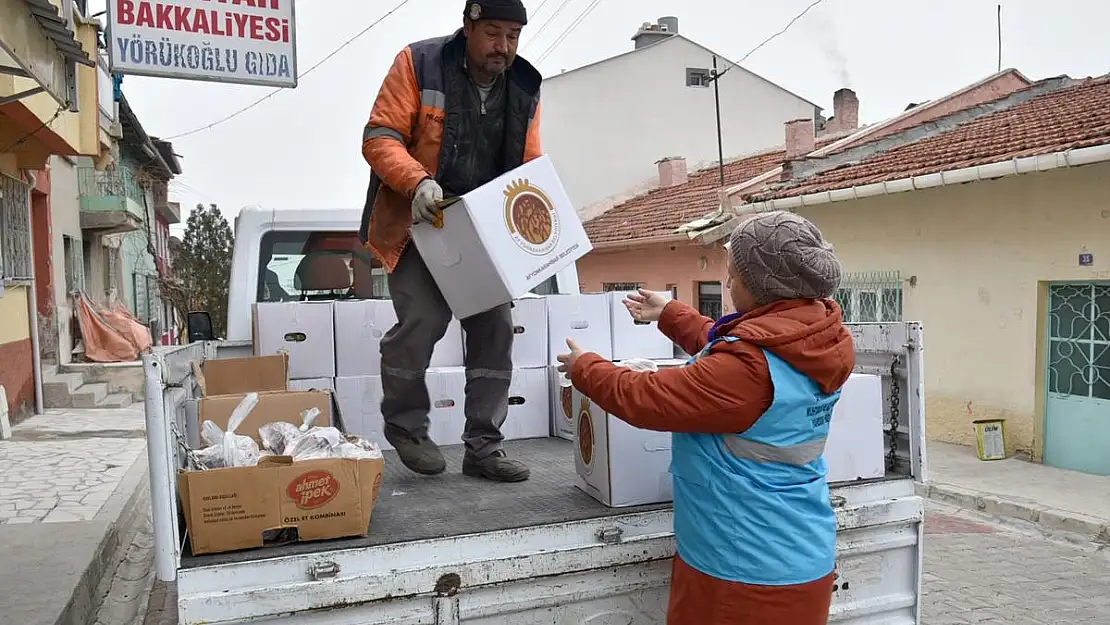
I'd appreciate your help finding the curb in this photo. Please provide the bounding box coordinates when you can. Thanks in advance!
[56,452,151,625]
[917,481,1110,544]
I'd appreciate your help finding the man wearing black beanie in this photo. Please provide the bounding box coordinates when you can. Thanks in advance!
[359,0,541,483]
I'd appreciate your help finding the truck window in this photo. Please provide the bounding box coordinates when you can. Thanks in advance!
[257,230,389,302]
[530,275,558,295]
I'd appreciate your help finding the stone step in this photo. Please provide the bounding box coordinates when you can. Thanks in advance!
[41,364,58,378]
[42,372,88,408]
[96,393,133,409]
[44,371,85,393]
[70,382,109,409]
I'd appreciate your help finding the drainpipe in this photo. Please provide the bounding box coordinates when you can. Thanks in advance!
[22,170,45,416]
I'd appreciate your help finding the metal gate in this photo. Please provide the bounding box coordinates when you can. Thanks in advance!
[0,174,32,280]
[1044,282,1110,475]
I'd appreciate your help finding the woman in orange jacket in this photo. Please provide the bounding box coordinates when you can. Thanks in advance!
[558,211,855,625]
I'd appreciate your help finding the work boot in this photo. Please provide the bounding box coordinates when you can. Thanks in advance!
[462,450,530,482]
[384,426,446,476]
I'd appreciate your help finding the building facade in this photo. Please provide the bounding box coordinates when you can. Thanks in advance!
[1,0,100,421]
[540,17,821,213]
[682,75,1110,476]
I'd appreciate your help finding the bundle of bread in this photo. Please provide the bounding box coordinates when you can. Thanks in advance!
[190,394,382,470]
[259,407,383,461]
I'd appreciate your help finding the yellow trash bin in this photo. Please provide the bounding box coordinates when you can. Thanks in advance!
[972,419,1007,461]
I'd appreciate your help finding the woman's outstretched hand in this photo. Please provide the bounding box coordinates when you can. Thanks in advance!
[623,288,668,323]
[556,338,586,374]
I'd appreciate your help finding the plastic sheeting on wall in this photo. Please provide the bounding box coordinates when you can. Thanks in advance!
[75,292,153,362]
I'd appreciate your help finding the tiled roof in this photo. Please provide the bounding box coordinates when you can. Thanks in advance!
[751,76,1110,202]
[584,139,839,244]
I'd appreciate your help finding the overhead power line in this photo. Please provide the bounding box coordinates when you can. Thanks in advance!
[164,0,413,141]
[1,105,66,153]
[520,0,577,53]
[535,0,604,66]
[736,0,827,65]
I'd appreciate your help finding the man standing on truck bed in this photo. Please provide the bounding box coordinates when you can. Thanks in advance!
[359,0,542,482]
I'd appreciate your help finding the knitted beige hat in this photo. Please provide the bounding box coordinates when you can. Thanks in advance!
[728,211,842,305]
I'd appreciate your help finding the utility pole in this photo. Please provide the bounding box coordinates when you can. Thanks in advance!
[996,5,1003,72]
[709,56,730,187]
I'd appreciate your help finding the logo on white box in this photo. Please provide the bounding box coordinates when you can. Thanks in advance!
[577,399,596,475]
[504,178,560,256]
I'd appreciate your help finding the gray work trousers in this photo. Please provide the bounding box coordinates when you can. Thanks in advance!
[379,245,513,459]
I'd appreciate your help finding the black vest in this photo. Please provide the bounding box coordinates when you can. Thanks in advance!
[360,31,541,242]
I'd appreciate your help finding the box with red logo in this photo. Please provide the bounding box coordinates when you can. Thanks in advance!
[179,455,385,555]
[410,155,592,319]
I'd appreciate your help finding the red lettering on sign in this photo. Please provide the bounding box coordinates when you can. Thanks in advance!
[120,1,291,42]
[116,0,135,24]
[135,1,154,26]
[192,8,210,34]
[155,3,173,29]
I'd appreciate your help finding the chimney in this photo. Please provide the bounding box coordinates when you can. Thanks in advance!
[831,88,859,132]
[657,156,688,187]
[631,17,678,49]
[784,118,815,160]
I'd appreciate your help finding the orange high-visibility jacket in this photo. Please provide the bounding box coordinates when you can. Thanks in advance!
[360,30,543,272]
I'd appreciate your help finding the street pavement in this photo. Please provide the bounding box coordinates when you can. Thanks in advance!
[0,408,146,523]
[0,406,149,625]
[923,502,1110,624]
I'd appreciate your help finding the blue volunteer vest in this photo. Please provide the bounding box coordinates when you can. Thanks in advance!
[670,336,839,585]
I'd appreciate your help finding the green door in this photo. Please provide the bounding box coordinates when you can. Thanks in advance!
[1044,282,1110,475]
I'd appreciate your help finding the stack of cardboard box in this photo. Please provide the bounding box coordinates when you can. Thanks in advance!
[180,354,385,555]
[244,154,886,514]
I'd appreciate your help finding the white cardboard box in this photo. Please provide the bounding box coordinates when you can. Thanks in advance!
[253,302,336,379]
[427,367,468,446]
[609,291,675,361]
[825,373,886,483]
[571,365,676,507]
[510,295,549,368]
[289,378,335,392]
[503,367,550,441]
[550,367,575,441]
[333,300,464,375]
[546,294,613,364]
[334,375,389,450]
[460,295,550,368]
[411,155,592,320]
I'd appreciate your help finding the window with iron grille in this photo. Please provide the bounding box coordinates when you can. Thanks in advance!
[697,281,723,319]
[0,174,32,281]
[834,271,904,322]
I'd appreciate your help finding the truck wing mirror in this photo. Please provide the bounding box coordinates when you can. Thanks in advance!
[187,311,216,342]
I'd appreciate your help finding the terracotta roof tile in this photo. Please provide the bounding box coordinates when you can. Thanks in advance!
[752,77,1110,202]
[584,140,837,244]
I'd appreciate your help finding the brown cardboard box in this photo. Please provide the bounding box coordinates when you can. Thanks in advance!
[179,456,385,555]
[197,354,289,397]
[198,390,333,443]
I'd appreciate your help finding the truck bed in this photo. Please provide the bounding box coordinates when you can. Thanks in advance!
[180,437,670,569]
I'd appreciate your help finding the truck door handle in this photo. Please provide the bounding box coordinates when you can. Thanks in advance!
[596,527,624,545]
[309,560,340,580]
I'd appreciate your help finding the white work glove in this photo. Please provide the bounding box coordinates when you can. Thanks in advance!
[411,178,443,225]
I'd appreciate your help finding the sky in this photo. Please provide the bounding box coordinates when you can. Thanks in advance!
[89,0,1110,236]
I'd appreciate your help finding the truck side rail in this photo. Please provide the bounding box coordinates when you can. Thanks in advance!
[143,341,213,582]
[144,322,925,586]
[845,321,927,483]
